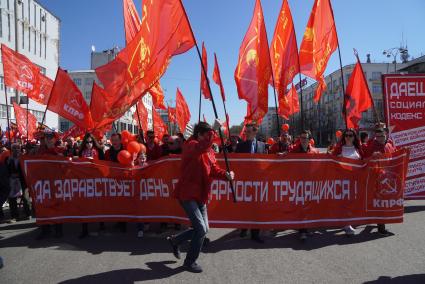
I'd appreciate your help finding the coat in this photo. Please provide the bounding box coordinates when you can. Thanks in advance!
[362,139,396,158]
[235,139,267,154]
[173,137,227,204]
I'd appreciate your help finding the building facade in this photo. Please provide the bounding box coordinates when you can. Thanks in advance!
[0,0,60,130]
[258,107,284,139]
[293,61,409,146]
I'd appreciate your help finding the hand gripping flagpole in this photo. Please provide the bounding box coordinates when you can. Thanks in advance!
[179,0,237,203]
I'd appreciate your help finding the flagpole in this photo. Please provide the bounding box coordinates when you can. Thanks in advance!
[354,49,380,125]
[198,88,202,123]
[329,2,348,130]
[26,98,29,144]
[3,87,11,146]
[179,0,237,203]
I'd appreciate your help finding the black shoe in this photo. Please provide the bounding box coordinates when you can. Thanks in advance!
[251,235,265,244]
[166,236,181,259]
[239,229,248,238]
[183,261,203,273]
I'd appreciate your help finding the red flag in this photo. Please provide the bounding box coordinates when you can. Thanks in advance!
[213,53,226,102]
[89,83,115,129]
[1,44,41,95]
[168,107,176,124]
[270,0,299,96]
[223,113,230,137]
[344,57,374,129]
[279,83,300,120]
[234,0,272,122]
[95,0,195,124]
[133,98,149,132]
[61,124,85,141]
[200,42,212,100]
[153,108,168,140]
[299,0,338,102]
[12,103,37,140]
[150,81,166,109]
[31,74,54,105]
[123,0,141,45]
[175,88,191,133]
[49,68,93,130]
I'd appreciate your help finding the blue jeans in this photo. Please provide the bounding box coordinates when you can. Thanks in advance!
[174,201,208,264]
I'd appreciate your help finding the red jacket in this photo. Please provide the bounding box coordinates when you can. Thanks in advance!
[174,137,227,204]
[269,142,293,154]
[362,139,397,158]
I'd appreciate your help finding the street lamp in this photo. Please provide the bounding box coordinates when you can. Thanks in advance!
[382,47,409,73]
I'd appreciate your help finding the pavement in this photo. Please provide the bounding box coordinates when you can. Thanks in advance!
[1,200,425,284]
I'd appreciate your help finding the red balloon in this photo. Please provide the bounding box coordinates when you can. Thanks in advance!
[336,130,343,138]
[139,143,146,154]
[267,138,275,145]
[282,124,290,132]
[127,141,141,154]
[121,130,131,139]
[128,134,137,142]
[117,150,132,166]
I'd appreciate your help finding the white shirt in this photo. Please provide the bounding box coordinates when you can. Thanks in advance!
[340,145,361,160]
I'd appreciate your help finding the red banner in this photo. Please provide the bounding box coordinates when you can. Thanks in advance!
[383,74,425,199]
[22,151,409,227]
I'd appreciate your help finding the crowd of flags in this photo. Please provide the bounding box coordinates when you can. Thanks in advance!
[1,0,376,144]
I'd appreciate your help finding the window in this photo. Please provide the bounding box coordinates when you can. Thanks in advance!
[0,76,3,90]
[84,78,93,86]
[372,72,382,81]
[7,13,10,41]
[60,120,70,132]
[120,122,126,131]
[0,5,2,38]
[84,91,91,101]
[44,35,46,59]
[29,109,44,122]
[22,23,25,49]
[73,78,82,86]
[0,104,12,119]
[372,84,382,94]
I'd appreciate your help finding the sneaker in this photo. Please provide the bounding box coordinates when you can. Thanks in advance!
[166,236,181,259]
[7,218,17,224]
[137,230,144,238]
[183,261,203,273]
[344,225,355,236]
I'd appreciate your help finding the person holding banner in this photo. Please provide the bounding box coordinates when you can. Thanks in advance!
[269,131,292,154]
[145,130,162,161]
[363,127,396,236]
[331,129,364,236]
[167,121,235,273]
[236,123,266,243]
[35,130,64,240]
[105,133,124,162]
[290,130,319,241]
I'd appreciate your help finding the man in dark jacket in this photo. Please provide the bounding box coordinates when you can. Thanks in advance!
[236,123,266,243]
[167,122,234,273]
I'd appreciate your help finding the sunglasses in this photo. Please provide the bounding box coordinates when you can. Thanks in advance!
[87,140,93,144]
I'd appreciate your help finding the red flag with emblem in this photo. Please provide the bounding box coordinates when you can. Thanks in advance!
[150,81,166,109]
[12,102,37,140]
[270,0,299,96]
[133,98,149,132]
[89,83,115,129]
[61,124,85,140]
[344,58,374,129]
[234,0,271,122]
[123,0,141,45]
[175,88,191,133]
[95,0,195,124]
[153,108,168,140]
[213,53,226,102]
[1,44,41,95]
[30,74,54,105]
[48,68,93,130]
[299,0,338,102]
[200,42,212,100]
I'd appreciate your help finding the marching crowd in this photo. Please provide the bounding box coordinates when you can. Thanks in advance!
[0,121,397,272]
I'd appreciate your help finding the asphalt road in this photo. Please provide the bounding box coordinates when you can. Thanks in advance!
[1,200,425,284]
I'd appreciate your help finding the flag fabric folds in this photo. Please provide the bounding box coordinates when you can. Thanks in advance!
[213,53,226,102]
[278,83,300,120]
[12,102,37,140]
[200,42,212,100]
[175,88,191,133]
